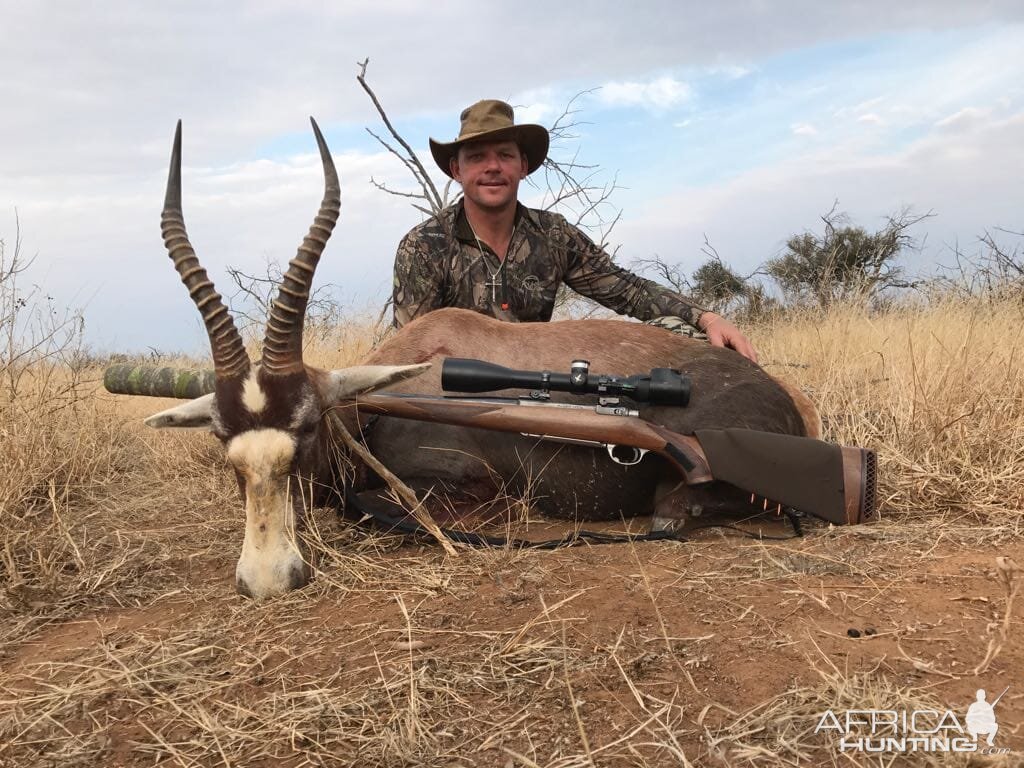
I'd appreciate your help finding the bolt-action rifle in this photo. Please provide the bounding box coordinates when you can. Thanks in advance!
[355,358,877,527]
[102,357,878,527]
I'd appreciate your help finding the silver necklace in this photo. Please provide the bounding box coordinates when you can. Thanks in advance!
[471,221,517,305]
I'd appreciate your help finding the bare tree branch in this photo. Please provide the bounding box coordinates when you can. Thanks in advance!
[1,213,88,410]
[934,228,1024,299]
[365,126,428,188]
[356,58,447,215]
[368,177,431,201]
[529,96,624,256]
[225,257,345,347]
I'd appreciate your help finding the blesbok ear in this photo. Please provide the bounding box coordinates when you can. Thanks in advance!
[317,363,431,403]
[144,393,216,429]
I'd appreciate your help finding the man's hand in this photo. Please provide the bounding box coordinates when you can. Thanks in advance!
[698,312,758,363]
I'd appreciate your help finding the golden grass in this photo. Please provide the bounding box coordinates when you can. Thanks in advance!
[759,295,1024,527]
[2,292,1023,766]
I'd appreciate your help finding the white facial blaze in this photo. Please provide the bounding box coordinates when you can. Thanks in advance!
[227,429,308,599]
[241,369,268,414]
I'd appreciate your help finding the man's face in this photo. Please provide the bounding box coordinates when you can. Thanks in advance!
[451,140,528,213]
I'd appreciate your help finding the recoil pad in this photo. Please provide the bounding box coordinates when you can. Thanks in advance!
[694,428,877,525]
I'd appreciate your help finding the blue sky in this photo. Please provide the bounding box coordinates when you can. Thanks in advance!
[0,2,1021,354]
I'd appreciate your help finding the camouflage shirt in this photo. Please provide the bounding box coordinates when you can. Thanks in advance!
[392,202,708,328]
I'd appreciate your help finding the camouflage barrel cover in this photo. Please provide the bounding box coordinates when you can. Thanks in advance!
[104,365,216,399]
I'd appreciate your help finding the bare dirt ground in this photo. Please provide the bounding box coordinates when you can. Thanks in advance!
[2,443,1021,766]
[2,300,1023,766]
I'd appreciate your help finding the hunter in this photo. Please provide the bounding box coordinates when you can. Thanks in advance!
[391,99,757,362]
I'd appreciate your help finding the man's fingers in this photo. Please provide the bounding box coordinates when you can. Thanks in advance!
[702,314,759,363]
[729,332,758,363]
[733,333,757,364]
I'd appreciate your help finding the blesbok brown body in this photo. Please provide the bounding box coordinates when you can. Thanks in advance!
[143,119,819,599]
[352,309,819,520]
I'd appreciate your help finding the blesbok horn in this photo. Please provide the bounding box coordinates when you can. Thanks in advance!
[162,121,250,379]
[260,117,341,376]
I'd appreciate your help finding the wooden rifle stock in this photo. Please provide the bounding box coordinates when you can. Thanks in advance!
[355,393,714,484]
[355,393,877,526]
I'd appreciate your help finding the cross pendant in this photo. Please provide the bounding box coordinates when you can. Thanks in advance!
[485,274,501,302]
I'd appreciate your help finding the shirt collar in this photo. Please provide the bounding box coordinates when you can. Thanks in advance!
[453,201,540,243]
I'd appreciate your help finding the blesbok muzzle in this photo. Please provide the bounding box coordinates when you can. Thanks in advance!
[227,429,313,600]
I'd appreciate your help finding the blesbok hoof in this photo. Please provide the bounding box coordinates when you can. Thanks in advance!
[236,578,254,599]
[235,558,311,600]
[288,563,311,591]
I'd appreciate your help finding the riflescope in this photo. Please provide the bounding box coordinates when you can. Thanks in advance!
[441,357,690,407]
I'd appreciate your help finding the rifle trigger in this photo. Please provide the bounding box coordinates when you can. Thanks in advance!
[606,444,648,466]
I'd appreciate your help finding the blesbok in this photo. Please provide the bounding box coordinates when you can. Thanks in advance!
[135,119,821,599]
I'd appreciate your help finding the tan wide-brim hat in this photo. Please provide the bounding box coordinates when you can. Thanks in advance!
[430,99,550,178]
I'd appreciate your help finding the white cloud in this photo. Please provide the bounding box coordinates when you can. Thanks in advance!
[509,87,560,125]
[616,111,1024,281]
[598,76,692,110]
[935,106,991,131]
[716,64,753,80]
[835,96,886,119]
[818,26,1021,140]
[700,63,754,80]
[515,102,555,124]
[0,144,432,353]
[1,3,1022,352]
[792,122,818,136]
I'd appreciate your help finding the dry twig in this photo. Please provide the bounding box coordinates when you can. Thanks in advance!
[974,556,1022,674]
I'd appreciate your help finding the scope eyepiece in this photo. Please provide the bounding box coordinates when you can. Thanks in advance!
[441,358,690,407]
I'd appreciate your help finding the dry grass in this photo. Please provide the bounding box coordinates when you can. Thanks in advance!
[761,295,1024,525]
[2,292,1023,765]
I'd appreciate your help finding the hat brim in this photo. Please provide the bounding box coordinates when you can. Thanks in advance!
[430,124,549,179]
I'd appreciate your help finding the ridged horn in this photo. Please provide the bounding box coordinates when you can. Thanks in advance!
[162,121,250,379]
[261,117,340,376]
